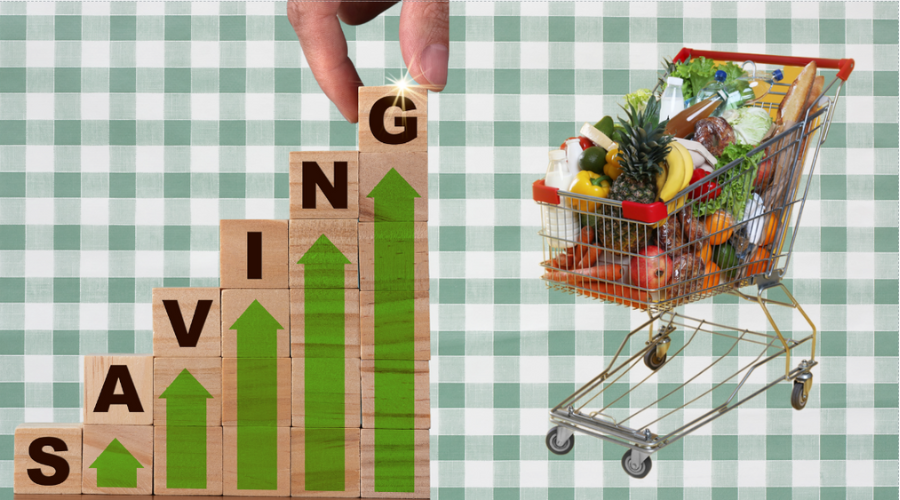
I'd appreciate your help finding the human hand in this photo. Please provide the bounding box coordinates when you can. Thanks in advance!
[287,1,449,123]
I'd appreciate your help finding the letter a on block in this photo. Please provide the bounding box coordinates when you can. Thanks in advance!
[358,86,428,153]
[84,355,153,425]
[290,151,359,219]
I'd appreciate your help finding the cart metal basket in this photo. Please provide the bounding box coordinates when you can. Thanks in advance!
[536,48,853,478]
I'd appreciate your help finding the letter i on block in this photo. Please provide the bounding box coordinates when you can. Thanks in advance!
[14,424,82,494]
[220,220,289,289]
[290,152,359,219]
[84,355,153,425]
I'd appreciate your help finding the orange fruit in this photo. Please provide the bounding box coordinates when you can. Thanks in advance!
[759,214,779,247]
[705,210,735,245]
[699,243,713,265]
[702,262,721,290]
[745,247,771,277]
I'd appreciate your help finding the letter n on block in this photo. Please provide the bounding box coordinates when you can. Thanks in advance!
[14,424,83,494]
[290,152,359,219]
[84,355,153,425]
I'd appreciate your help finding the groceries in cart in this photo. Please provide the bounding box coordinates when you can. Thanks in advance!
[538,57,829,309]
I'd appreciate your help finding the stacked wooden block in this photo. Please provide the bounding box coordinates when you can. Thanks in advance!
[13,86,430,498]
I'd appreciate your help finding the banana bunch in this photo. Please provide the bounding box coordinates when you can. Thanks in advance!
[658,142,693,212]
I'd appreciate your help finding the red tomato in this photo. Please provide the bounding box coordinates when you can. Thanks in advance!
[688,170,722,201]
[559,136,595,151]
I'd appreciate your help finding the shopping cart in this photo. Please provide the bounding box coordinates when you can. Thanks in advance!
[534,48,854,478]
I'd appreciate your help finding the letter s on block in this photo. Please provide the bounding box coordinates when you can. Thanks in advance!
[27,437,70,486]
[369,96,417,145]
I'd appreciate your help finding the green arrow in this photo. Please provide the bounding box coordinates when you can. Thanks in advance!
[298,234,351,289]
[90,438,143,488]
[230,301,283,490]
[160,369,213,489]
[367,168,420,222]
[374,429,415,493]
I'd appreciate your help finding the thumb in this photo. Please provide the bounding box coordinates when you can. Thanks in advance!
[399,1,449,91]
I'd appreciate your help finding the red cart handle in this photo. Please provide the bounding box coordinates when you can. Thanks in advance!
[673,47,854,81]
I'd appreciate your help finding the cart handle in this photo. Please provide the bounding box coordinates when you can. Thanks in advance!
[673,47,854,81]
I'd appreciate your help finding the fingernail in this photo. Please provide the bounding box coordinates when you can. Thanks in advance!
[419,43,448,87]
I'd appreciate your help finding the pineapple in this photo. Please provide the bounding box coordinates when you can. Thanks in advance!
[599,98,674,252]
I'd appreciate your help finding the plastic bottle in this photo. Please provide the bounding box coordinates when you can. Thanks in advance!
[691,70,728,107]
[543,149,579,248]
[741,68,784,103]
[663,97,723,139]
[659,77,685,121]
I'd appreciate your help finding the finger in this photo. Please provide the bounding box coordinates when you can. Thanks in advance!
[287,1,364,122]
[338,1,399,26]
[399,0,449,91]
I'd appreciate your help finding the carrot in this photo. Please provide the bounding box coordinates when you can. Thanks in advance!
[577,282,650,309]
[546,226,596,270]
[545,248,575,269]
[544,264,622,285]
[577,246,602,268]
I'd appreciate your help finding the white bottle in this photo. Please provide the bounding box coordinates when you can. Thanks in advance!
[660,77,685,121]
[543,149,579,248]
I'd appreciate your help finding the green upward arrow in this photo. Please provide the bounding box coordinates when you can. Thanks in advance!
[230,301,283,490]
[160,369,212,489]
[90,438,143,488]
[298,234,351,289]
[367,168,420,222]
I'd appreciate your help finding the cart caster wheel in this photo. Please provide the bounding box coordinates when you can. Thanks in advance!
[791,374,812,410]
[643,348,666,371]
[545,427,574,455]
[621,449,652,479]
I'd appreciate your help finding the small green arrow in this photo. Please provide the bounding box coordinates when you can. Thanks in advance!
[90,438,143,488]
[367,168,420,222]
[160,369,212,489]
[298,234,351,289]
[230,300,282,490]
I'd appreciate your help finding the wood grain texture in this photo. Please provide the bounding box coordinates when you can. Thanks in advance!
[358,86,428,153]
[152,287,221,358]
[358,153,428,222]
[153,358,222,427]
[360,290,430,361]
[220,219,289,289]
[290,288,360,359]
[290,428,360,498]
[221,289,291,359]
[289,151,359,220]
[82,425,153,495]
[222,427,291,497]
[288,219,359,289]
[360,360,430,430]
[14,424,82,494]
[359,429,429,499]
[291,357,360,429]
[153,426,222,496]
[358,222,429,292]
[221,358,292,427]
[83,355,153,426]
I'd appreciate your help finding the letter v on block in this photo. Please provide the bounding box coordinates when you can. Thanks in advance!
[153,288,222,357]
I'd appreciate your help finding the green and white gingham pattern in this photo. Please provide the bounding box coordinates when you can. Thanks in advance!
[0,2,897,498]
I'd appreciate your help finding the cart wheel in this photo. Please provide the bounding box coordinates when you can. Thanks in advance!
[643,348,666,371]
[791,380,809,410]
[621,449,652,479]
[545,427,574,455]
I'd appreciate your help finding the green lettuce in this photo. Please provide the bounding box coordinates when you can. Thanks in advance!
[692,143,764,218]
[670,57,747,101]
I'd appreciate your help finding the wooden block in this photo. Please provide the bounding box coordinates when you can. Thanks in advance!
[84,355,153,426]
[221,289,290,358]
[222,358,291,427]
[290,288,360,359]
[289,151,359,220]
[291,357,360,429]
[358,222,429,291]
[361,360,429,430]
[220,219,289,289]
[223,426,290,496]
[14,424,82,494]
[153,357,222,427]
[358,86,428,153]
[152,287,221,357]
[359,153,428,222]
[288,219,359,289]
[360,290,430,361]
[360,429,429,499]
[153,426,222,496]
[290,427,359,498]
[82,425,152,495]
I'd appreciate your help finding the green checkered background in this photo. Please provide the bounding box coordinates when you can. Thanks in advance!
[0,1,898,498]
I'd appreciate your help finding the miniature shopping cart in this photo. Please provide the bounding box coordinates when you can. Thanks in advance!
[534,48,854,478]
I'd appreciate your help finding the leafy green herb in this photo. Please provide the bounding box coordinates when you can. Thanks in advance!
[669,57,747,101]
[692,143,764,218]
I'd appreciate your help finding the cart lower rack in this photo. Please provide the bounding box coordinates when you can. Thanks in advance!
[536,48,852,477]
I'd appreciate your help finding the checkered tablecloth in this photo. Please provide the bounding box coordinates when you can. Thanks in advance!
[0,1,897,497]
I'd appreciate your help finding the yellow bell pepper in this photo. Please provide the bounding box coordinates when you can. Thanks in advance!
[604,146,623,180]
[569,170,612,212]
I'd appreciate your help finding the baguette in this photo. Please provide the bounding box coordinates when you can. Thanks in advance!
[777,61,817,126]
